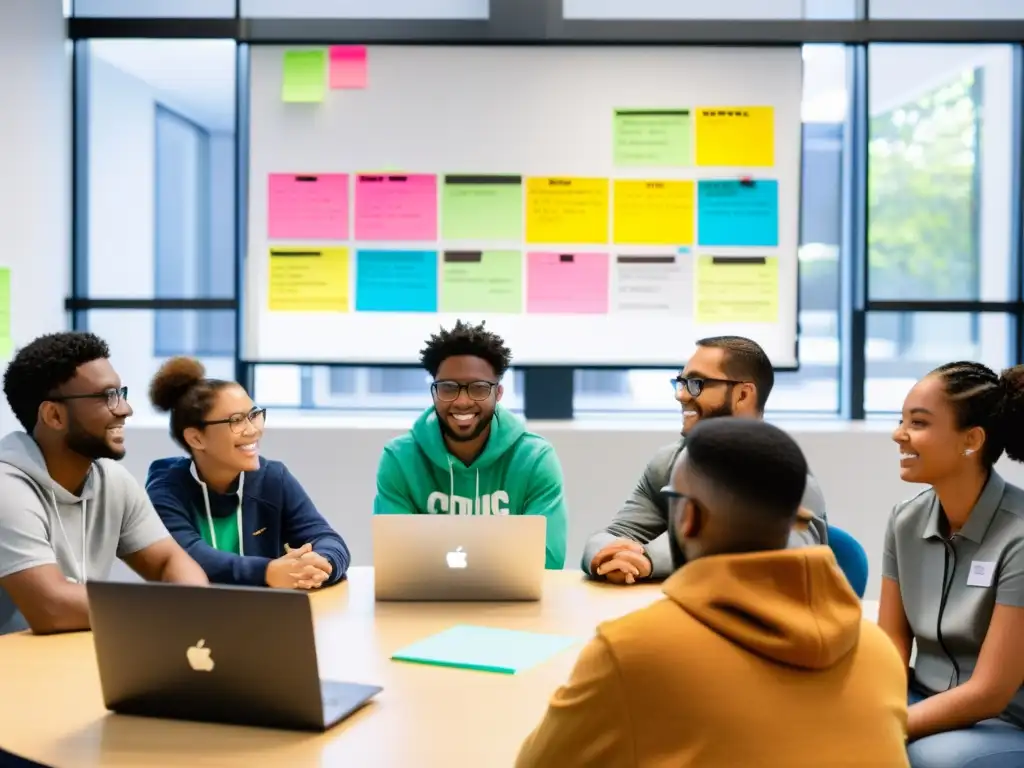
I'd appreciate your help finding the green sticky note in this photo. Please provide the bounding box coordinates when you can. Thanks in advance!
[282,50,327,103]
[391,625,580,675]
[614,109,693,167]
[440,250,522,313]
[441,175,523,241]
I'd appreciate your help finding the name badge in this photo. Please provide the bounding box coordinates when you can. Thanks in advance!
[966,561,995,588]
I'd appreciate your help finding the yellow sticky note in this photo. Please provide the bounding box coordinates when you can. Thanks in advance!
[613,180,694,246]
[695,256,778,323]
[268,247,349,311]
[282,50,327,103]
[525,177,609,245]
[695,107,774,167]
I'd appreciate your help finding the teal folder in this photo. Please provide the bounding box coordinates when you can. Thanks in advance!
[391,625,581,675]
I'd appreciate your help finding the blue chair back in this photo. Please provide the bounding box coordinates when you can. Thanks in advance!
[827,524,869,598]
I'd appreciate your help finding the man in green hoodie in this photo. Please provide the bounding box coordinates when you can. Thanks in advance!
[373,320,568,569]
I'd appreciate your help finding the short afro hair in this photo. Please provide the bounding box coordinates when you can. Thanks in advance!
[419,320,512,379]
[3,331,111,432]
[685,416,807,522]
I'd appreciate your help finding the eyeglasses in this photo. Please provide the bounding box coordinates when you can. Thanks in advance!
[670,376,744,398]
[431,380,498,402]
[49,386,128,412]
[201,407,267,435]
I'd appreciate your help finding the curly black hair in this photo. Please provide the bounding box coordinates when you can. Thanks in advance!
[932,361,1024,466]
[419,320,512,379]
[2,331,111,432]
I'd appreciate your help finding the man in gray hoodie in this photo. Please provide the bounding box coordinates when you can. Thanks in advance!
[0,332,207,635]
[583,336,828,584]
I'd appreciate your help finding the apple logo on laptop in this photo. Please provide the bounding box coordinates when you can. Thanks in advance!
[446,546,468,569]
[186,639,215,672]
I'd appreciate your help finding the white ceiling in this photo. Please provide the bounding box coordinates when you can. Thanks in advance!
[89,40,1005,134]
[90,40,237,132]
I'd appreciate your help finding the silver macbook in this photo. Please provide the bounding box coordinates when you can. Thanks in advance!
[87,581,382,732]
[373,515,547,601]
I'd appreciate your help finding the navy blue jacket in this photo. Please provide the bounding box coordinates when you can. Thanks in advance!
[146,456,350,587]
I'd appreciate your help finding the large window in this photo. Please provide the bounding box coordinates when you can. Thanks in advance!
[76,39,238,421]
[865,45,1015,412]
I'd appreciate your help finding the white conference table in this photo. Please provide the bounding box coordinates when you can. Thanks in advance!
[0,567,880,767]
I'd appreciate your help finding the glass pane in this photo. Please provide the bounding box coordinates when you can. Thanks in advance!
[562,0,856,19]
[82,310,237,423]
[82,40,236,298]
[74,0,235,16]
[241,0,488,19]
[865,312,1013,413]
[871,0,1024,19]
[573,44,845,416]
[254,366,524,413]
[868,45,1014,301]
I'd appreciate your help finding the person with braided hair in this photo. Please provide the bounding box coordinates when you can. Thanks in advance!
[881,361,1024,767]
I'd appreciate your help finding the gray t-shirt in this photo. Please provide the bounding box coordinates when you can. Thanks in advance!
[0,432,170,634]
[883,470,1024,727]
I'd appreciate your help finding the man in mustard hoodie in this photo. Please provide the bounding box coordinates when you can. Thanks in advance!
[373,320,567,568]
[516,418,909,767]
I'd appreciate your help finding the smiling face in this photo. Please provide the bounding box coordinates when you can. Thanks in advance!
[184,384,264,473]
[51,358,133,461]
[676,346,758,436]
[432,355,503,443]
[892,374,985,485]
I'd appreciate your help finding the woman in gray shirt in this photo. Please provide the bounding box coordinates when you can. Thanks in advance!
[881,361,1024,768]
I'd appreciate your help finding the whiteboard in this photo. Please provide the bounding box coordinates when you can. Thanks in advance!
[246,45,803,367]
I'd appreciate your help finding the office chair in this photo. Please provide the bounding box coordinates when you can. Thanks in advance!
[826,524,869,598]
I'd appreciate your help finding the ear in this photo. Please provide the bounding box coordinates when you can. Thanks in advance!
[964,425,986,455]
[680,498,702,539]
[495,384,504,403]
[734,382,758,411]
[37,401,66,431]
[183,427,205,453]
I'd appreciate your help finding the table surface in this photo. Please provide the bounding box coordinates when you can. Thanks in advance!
[0,568,669,768]
[0,569,881,768]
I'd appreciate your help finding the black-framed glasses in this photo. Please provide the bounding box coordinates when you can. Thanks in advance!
[431,380,498,402]
[49,386,128,412]
[201,407,267,435]
[670,375,745,398]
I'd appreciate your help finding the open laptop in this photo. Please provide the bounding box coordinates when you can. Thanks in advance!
[86,581,382,732]
[373,515,546,601]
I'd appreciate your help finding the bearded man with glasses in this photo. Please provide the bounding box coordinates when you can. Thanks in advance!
[0,332,208,635]
[582,335,829,584]
[373,320,568,569]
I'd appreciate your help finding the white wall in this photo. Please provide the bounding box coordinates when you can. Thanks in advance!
[0,0,70,434]
[112,419,1024,600]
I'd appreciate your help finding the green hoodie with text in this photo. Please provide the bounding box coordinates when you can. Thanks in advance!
[373,405,568,569]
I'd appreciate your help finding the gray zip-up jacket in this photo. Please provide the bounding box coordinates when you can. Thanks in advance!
[582,439,829,579]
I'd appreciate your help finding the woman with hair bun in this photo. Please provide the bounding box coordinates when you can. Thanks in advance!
[145,357,350,589]
[881,361,1024,767]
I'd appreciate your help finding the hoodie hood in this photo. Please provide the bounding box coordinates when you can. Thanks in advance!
[411,404,525,470]
[664,546,861,670]
[0,432,95,503]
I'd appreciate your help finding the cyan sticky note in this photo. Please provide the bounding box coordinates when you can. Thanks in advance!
[355,250,438,312]
[697,179,779,247]
[391,625,581,675]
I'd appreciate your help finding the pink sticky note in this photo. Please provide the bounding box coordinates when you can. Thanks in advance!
[355,174,438,241]
[330,46,368,89]
[526,252,610,314]
[268,173,349,240]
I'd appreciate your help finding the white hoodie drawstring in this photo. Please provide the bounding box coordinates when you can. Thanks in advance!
[190,462,245,555]
[446,458,482,516]
[52,490,87,584]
